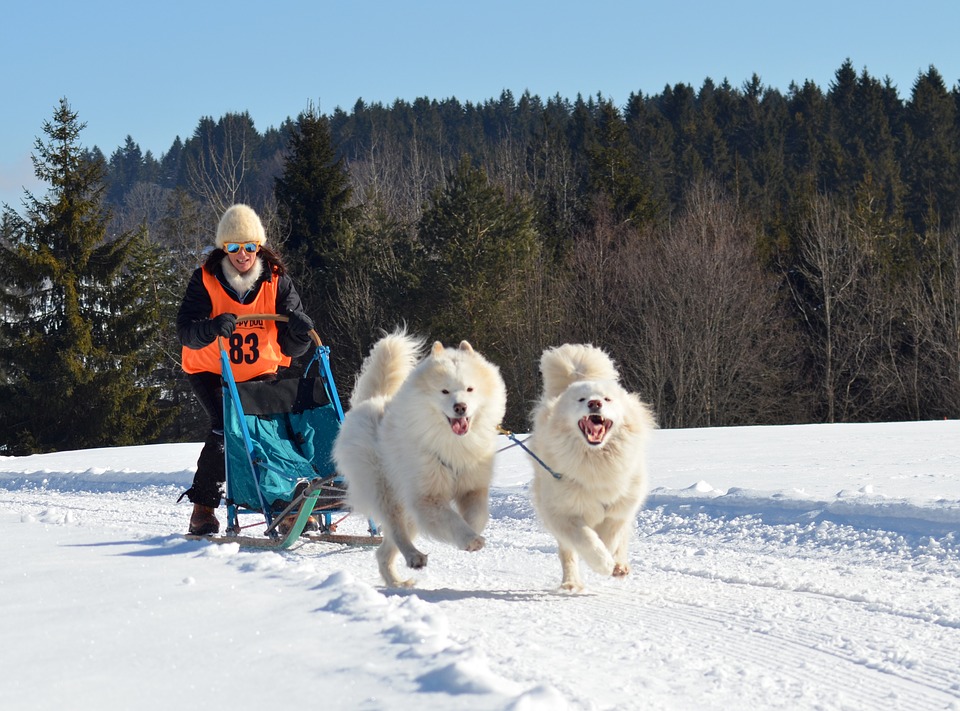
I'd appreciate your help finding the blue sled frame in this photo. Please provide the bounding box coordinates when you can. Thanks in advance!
[189,313,380,549]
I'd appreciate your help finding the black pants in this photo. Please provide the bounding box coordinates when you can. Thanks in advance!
[182,370,277,508]
[184,372,226,508]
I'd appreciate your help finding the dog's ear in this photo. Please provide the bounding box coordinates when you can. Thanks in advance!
[431,341,445,357]
[458,340,475,353]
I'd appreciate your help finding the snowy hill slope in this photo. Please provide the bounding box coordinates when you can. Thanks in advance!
[2,421,959,710]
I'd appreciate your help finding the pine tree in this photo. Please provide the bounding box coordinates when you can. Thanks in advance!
[274,103,360,330]
[784,80,829,195]
[695,78,735,184]
[0,98,172,454]
[106,136,145,205]
[413,158,544,428]
[658,82,702,205]
[586,98,656,226]
[158,137,184,189]
[533,94,582,259]
[901,67,960,233]
[624,91,674,223]
[415,158,539,347]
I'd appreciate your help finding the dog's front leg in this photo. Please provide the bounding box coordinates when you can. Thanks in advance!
[417,496,485,551]
[376,535,418,588]
[378,500,428,581]
[556,519,615,577]
[558,546,584,592]
[456,487,490,534]
[595,517,631,577]
[392,528,429,572]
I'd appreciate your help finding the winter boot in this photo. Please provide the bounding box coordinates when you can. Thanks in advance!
[188,504,220,535]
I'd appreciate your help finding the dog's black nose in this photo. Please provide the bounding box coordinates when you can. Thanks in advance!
[454,402,467,416]
[588,399,603,412]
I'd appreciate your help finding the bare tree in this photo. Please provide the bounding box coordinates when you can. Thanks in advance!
[348,134,424,225]
[896,223,960,418]
[788,194,873,422]
[110,182,171,236]
[185,114,257,216]
[563,196,632,346]
[926,224,960,415]
[325,262,382,384]
[616,180,800,427]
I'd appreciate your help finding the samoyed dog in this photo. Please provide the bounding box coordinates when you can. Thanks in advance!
[527,344,656,592]
[333,329,507,587]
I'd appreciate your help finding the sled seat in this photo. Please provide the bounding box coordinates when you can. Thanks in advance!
[202,314,380,548]
[224,374,342,514]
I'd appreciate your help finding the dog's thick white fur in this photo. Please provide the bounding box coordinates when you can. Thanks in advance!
[333,329,507,587]
[528,344,656,592]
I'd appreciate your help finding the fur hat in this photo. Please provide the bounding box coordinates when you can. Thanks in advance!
[215,204,266,248]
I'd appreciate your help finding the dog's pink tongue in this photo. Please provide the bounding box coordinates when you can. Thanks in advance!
[579,417,607,444]
[450,417,470,436]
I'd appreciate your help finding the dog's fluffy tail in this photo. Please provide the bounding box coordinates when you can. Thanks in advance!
[540,343,619,399]
[349,328,425,407]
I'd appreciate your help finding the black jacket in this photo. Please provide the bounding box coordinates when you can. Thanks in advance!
[176,262,313,360]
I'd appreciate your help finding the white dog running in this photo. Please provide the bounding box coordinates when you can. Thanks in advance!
[333,330,507,587]
[527,344,657,591]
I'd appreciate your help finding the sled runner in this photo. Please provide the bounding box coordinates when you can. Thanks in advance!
[186,314,380,549]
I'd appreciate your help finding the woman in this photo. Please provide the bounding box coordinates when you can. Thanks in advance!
[177,204,314,535]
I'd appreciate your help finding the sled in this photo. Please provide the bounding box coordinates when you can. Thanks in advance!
[186,314,381,549]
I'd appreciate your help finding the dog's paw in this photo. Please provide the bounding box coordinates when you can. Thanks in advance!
[585,551,616,576]
[406,552,428,569]
[559,579,585,593]
[463,534,486,552]
[612,562,630,577]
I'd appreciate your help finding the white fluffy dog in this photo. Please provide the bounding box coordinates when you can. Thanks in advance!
[333,330,507,587]
[527,344,656,592]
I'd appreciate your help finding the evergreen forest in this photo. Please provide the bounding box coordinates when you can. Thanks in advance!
[3,59,960,454]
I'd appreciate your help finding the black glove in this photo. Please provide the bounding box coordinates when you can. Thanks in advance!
[205,313,237,340]
[286,310,314,338]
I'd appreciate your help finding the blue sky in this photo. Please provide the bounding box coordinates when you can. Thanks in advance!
[3,0,960,209]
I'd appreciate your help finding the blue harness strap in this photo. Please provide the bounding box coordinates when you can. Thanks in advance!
[497,425,563,480]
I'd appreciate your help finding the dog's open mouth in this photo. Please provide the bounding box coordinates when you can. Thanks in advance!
[448,416,471,436]
[579,415,612,445]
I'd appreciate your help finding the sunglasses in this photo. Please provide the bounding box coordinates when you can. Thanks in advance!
[224,242,259,254]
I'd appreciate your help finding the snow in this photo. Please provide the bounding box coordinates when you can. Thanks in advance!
[2,420,960,710]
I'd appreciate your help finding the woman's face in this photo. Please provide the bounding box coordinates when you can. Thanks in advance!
[225,243,259,273]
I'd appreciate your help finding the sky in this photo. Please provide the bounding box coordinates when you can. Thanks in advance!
[3,0,960,210]
[2,420,959,709]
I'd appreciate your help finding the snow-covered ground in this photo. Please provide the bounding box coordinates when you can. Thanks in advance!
[2,420,959,710]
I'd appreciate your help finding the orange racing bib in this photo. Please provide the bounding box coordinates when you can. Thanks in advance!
[181,268,292,380]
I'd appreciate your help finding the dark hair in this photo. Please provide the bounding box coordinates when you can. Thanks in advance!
[203,244,288,276]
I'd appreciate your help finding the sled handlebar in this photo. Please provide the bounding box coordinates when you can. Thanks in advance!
[235,313,323,347]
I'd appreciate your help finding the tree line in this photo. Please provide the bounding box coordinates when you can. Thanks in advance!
[2,58,960,454]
